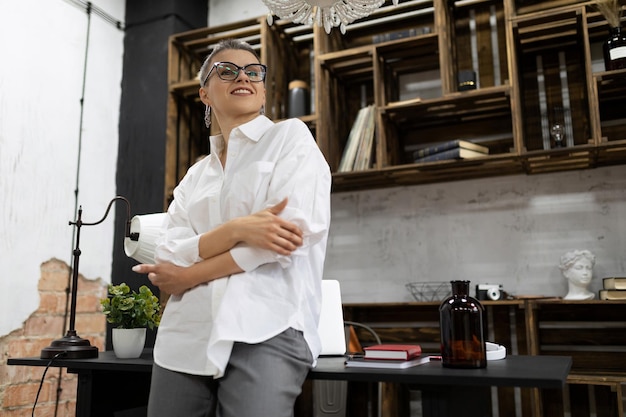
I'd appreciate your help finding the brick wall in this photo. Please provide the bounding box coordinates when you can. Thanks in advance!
[1,259,107,417]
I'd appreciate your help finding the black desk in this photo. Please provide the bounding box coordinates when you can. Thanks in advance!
[312,355,571,417]
[10,351,154,417]
[9,351,571,417]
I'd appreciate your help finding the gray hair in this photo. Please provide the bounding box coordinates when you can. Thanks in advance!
[198,39,261,86]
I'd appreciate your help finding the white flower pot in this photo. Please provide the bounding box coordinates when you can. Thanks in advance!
[112,328,146,359]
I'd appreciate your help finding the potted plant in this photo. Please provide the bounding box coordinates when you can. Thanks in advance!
[101,283,161,358]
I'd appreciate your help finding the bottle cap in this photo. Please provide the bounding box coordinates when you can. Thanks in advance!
[289,80,309,90]
[486,342,506,360]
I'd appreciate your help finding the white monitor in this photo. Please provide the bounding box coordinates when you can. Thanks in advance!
[318,280,347,356]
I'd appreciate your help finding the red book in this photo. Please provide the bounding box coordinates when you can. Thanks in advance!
[363,344,422,360]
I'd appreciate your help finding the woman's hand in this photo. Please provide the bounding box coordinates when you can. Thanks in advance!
[133,263,192,296]
[198,197,304,259]
[133,252,242,295]
[231,197,303,255]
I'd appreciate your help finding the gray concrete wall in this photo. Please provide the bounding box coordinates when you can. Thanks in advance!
[326,166,626,302]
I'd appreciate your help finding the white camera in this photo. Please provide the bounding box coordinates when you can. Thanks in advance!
[476,284,504,301]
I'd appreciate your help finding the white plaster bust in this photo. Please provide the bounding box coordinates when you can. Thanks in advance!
[559,250,596,300]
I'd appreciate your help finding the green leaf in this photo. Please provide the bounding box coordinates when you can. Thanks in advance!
[100,282,161,329]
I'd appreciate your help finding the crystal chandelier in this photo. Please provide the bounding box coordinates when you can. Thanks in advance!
[263,0,398,34]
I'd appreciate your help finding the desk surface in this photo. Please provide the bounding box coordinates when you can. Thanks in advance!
[9,351,571,389]
[311,355,571,388]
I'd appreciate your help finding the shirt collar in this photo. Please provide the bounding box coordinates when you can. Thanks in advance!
[236,115,274,143]
[208,115,273,153]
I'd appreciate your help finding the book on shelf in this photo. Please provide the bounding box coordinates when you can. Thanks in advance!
[338,105,376,172]
[353,106,376,171]
[602,277,626,290]
[345,355,433,369]
[414,147,488,163]
[372,28,418,44]
[372,27,432,44]
[387,97,423,107]
[413,139,489,159]
[337,107,366,172]
[599,289,626,300]
[363,344,422,360]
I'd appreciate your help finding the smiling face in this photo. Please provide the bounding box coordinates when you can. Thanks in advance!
[199,49,266,130]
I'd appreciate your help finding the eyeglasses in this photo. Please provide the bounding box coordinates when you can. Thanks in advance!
[203,62,267,85]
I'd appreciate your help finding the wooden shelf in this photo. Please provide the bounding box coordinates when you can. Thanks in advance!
[165,0,626,198]
[332,154,522,192]
[341,300,626,417]
[382,85,512,120]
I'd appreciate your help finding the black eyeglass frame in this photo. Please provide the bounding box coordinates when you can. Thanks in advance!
[202,62,268,86]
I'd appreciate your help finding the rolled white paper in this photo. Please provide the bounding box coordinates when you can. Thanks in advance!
[124,213,167,264]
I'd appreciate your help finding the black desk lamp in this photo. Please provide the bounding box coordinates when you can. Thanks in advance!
[40,196,139,359]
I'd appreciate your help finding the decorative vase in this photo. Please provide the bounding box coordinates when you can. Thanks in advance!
[112,328,146,359]
[604,26,626,71]
[439,280,487,368]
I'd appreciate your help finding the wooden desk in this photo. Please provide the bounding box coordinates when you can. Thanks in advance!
[9,351,571,417]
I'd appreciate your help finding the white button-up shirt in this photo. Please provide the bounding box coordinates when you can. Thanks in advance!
[153,116,332,378]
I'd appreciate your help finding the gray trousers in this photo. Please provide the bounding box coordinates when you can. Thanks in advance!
[147,328,313,417]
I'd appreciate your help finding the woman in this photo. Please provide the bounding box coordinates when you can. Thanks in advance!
[560,249,596,300]
[133,39,332,417]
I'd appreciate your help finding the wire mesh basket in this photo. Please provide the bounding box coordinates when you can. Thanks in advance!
[405,282,451,302]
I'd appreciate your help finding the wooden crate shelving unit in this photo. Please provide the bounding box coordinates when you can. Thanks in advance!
[342,299,626,417]
[166,0,626,199]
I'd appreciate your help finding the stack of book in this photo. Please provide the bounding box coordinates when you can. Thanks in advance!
[372,27,432,44]
[599,277,626,300]
[413,139,489,163]
[345,344,432,369]
[338,105,376,172]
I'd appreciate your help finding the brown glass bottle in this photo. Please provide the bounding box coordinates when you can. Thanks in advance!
[604,26,626,71]
[439,280,487,368]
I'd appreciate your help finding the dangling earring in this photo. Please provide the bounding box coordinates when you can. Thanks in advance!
[260,105,265,116]
[204,105,211,129]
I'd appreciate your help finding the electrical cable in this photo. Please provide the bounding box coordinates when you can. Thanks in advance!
[61,0,124,29]
[31,352,66,417]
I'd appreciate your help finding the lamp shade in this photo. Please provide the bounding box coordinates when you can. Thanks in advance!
[124,213,166,264]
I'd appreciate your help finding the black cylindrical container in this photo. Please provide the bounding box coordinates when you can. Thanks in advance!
[604,26,626,71]
[439,280,487,368]
[288,80,310,118]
